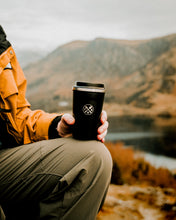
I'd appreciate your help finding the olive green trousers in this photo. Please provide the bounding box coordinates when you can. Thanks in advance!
[0,138,112,220]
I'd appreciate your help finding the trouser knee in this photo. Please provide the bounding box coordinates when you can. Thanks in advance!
[50,138,113,180]
[86,140,113,183]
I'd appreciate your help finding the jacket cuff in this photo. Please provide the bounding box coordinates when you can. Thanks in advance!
[48,115,62,139]
[34,112,60,143]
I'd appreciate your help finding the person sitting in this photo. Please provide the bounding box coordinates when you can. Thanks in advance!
[0,25,112,220]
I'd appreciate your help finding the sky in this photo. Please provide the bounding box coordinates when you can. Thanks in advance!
[1,0,176,52]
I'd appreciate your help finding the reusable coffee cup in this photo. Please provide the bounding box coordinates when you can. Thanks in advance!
[72,81,105,140]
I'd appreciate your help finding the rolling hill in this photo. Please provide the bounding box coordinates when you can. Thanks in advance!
[24,34,176,115]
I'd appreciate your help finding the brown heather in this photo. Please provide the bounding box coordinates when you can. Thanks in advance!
[105,142,176,189]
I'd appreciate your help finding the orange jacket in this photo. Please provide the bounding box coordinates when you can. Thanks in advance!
[0,26,60,147]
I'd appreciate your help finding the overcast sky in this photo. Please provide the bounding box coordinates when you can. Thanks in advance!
[1,0,176,52]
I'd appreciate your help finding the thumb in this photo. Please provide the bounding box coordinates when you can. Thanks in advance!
[57,114,75,137]
[61,114,75,126]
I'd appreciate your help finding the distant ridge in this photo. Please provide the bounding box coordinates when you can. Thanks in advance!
[24,34,176,115]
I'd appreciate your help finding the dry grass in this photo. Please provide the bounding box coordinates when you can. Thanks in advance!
[105,142,176,189]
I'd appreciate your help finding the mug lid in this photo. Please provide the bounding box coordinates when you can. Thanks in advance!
[76,81,104,88]
[73,81,105,93]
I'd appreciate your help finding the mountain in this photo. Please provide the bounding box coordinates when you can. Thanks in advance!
[23,34,176,115]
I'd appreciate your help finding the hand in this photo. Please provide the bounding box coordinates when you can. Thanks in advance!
[97,110,109,143]
[56,113,75,138]
[56,111,109,142]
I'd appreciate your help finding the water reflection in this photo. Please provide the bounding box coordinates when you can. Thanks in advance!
[107,116,176,158]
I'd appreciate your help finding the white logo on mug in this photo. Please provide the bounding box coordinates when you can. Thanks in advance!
[82,104,94,115]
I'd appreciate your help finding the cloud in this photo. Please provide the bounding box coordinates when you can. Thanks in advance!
[1,0,176,51]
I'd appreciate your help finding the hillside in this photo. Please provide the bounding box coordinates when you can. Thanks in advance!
[24,34,176,115]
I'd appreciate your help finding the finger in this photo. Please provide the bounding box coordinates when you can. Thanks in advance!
[101,138,105,143]
[97,129,107,141]
[62,114,75,126]
[98,121,109,134]
[100,110,107,123]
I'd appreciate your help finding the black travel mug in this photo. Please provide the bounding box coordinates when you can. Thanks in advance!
[72,81,105,140]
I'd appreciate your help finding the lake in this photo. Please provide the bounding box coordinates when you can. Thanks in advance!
[106,116,176,159]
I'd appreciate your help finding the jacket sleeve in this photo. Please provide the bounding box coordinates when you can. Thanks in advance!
[16,107,61,144]
[0,46,62,145]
